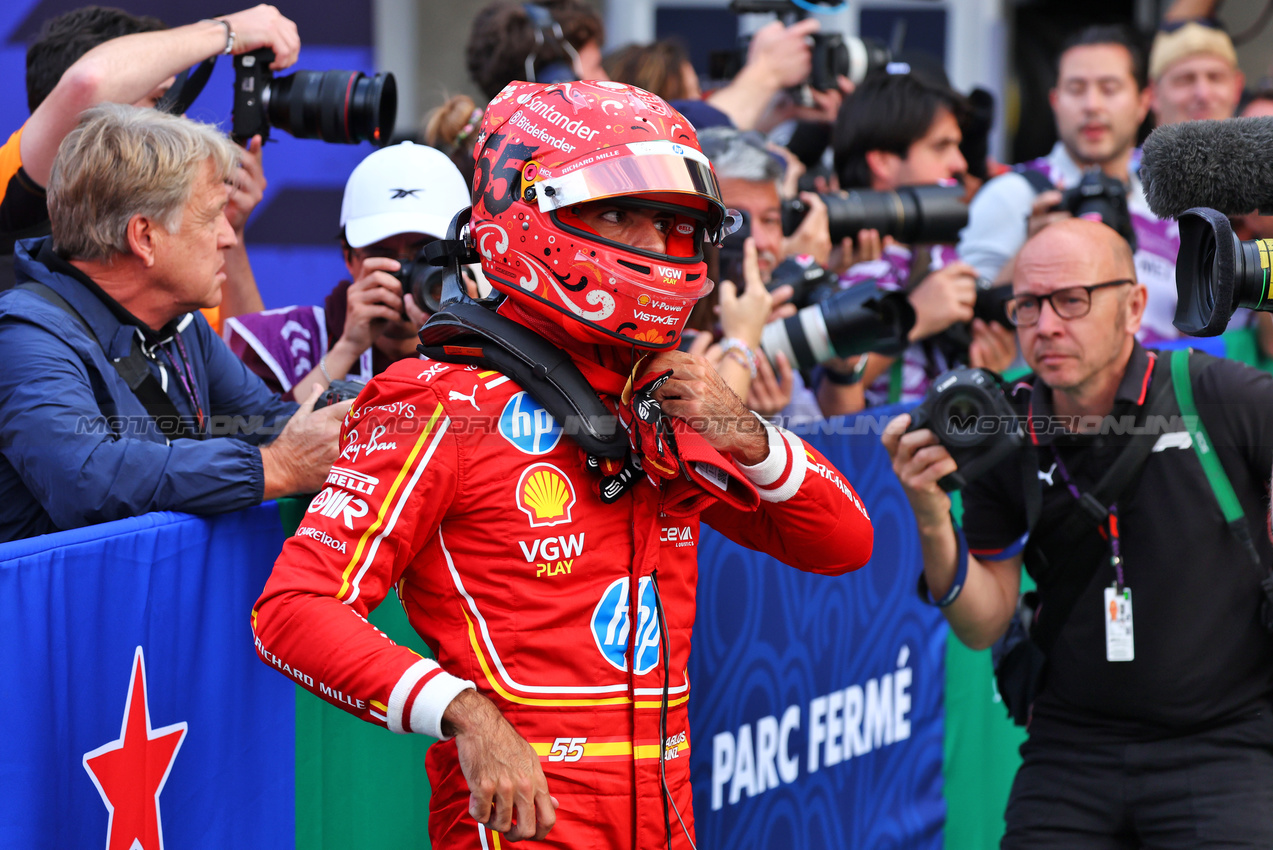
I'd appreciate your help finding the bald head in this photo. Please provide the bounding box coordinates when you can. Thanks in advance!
[1012,217,1145,399]
[1018,218,1135,286]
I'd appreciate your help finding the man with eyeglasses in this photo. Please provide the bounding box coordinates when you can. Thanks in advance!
[226,142,475,400]
[958,25,1186,344]
[884,217,1273,848]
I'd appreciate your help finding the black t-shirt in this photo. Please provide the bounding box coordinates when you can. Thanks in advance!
[964,343,1273,743]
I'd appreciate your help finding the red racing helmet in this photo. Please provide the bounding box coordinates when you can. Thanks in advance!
[469,80,737,349]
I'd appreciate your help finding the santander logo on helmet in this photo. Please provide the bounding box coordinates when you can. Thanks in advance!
[470,80,737,350]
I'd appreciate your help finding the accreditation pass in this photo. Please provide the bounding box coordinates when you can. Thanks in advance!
[1104,585,1134,662]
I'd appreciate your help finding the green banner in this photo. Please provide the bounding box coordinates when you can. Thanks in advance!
[279,498,436,849]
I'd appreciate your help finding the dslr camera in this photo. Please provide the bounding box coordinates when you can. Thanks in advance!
[907,367,1023,491]
[1056,169,1137,251]
[390,250,448,319]
[707,0,890,91]
[713,214,917,371]
[158,47,396,147]
[232,48,397,146]
[760,280,916,372]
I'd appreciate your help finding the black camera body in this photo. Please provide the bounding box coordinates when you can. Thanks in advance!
[1058,169,1137,251]
[768,255,839,310]
[707,0,889,90]
[232,48,397,146]
[907,367,1023,492]
[390,255,448,320]
[314,379,366,410]
[781,184,969,245]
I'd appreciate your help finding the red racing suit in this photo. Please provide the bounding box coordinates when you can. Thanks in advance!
[252,356,873,849]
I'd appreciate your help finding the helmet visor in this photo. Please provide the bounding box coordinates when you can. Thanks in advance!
[536,141,730,241]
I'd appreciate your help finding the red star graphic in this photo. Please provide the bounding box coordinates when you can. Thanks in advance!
[83,647,187,850]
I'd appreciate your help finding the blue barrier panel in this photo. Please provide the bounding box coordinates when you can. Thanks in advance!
[0,415,944,850]
[690,411,947,849]
[0,505,294,850]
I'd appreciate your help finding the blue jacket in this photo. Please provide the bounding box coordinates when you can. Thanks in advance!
[0,238,298,541]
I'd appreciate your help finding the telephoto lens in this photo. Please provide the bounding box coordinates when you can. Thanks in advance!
[265,69,397,145]
[760,281,915,371]
[233,48,397,146]
[781,184,968,245]
[1175,206,1273,336]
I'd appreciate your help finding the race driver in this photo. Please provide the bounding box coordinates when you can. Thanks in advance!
[251,79,874,849]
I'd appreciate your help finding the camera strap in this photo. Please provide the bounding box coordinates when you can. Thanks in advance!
[1024,350,1173,655]
[1015,168,1056,195]
[155,57,217,117]
[18,282,195,442]
[1170,348,1263,568]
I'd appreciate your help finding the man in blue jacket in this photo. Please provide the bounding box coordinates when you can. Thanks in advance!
[0,103,349,542]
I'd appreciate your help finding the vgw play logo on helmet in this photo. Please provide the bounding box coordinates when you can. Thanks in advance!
[591,577,661,674]
[499,392,562,455]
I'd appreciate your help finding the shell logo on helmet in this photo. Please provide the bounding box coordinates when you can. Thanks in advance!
[468,80,740,350]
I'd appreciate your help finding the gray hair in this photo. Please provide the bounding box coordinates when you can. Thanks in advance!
[698,127,783,184]
[47,103,238,261]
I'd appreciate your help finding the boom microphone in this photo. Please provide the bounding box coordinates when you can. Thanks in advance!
[1141,117,1273,218]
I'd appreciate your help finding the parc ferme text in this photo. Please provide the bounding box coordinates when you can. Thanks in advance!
[710,646,915,810]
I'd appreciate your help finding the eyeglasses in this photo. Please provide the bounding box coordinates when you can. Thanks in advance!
[1005,279,1133,327]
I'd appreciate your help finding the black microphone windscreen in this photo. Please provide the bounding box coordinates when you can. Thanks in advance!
[1141,117,1273,218]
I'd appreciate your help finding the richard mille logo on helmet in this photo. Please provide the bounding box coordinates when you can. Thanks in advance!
[516,463,577,528]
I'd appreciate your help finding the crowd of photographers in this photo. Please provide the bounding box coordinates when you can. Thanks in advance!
[6,0,1273,844]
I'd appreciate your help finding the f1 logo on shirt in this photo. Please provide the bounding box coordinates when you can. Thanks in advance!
[307,486,368,529]
[592,576,660,675]
[499,392,562,455]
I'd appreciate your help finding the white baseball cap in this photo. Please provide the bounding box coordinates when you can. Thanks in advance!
[339,141,471,248]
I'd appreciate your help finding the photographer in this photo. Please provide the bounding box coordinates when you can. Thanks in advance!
[884,218,1273,848]
[226,142,473,400]
[704,17,852,134]
[698,126,845,418]
[466,0,606,99]
[830,70,1016,412]
[1,5,299,319]
[1147,19,1243,127]
[958,26,1185,344]
[0,105,347,543]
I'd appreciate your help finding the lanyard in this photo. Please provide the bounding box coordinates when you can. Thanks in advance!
[162,331,205,433]
[1049,447,1125,589]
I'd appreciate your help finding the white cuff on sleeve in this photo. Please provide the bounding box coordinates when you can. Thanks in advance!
[736,413,787,486]
[737,416,807,503]
[387,659,475,739]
